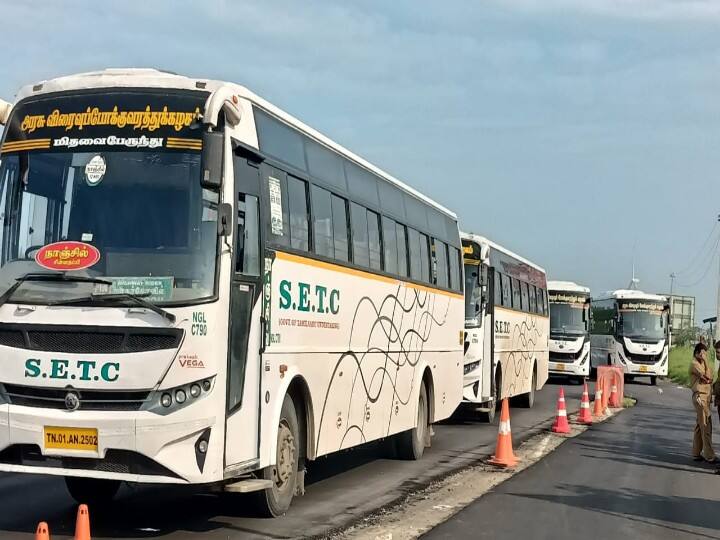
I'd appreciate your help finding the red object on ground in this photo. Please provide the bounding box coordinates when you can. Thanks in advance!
[577,381,593,425]
[488,398,519,468]
[552,387,571,434]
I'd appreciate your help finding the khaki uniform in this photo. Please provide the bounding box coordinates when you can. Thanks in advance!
[690,357,715,460]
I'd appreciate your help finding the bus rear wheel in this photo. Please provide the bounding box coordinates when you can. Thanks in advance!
[650,376,658,386]
[253,394,300,517]
[518,366,537,408]
[396,383,429,460]
[64,476,120,506]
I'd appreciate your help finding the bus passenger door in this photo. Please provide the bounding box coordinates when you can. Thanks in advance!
[224,149,264,469]
[481,265,494,403]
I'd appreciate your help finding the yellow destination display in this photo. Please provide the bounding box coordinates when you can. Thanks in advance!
[44,427,98,451]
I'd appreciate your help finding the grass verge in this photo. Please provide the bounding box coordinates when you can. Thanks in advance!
[668,345,716,387]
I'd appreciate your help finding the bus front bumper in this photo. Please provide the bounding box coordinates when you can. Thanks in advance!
[0,404,217,484]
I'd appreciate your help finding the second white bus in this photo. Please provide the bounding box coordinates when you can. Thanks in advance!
[462,233,549,421]
[547,281,591,383]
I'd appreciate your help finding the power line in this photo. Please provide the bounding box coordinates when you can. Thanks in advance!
[676,235,720,287]
[675,221,719,277]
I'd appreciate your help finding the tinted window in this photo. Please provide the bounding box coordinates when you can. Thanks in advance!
[521,282,529,312]
[311,185,333,258]
[287,175,309,251]
[305,139,346,190]
[494,270,502,307]
[419,233,430,283]
[396,223,408,277]
[434,240,448,288]
[408,228,422,280]
[382,217,398,274]
[530,285,538,313]
[346,163,379,207]
[367,209,382,270]
[332,195,349,262]
[501,274,512,307]
[379,181,406,219]
[428,210,446,242]
[255,109,306,171]
[449,247,461,291]
[512,278,521,310]
[405,195,428,230]
[539,289,547,315]
[351,202,369,267]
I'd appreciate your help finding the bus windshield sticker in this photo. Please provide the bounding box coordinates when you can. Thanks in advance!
[98,277,174,302]
[85,155,106,186]
[35,241,100,271]
[268,176,284,236]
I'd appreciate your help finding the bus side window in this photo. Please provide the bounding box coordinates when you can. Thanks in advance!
[331,194,349,262]
[520,282,529,312]
[236,194,260,276]
[494,270,502,307]
[396,223,409,277]
[367,208,382,270]
[511,277,521,309]
[501,273,511,307]
[287,175,309,251]
[382,216,398,275]
[530,285,537,313]
[419,232,430,283]
[351,202,370,267]
[434,239,448,288]
[449,246,461,291]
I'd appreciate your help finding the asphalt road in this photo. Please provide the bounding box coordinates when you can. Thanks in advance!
[0,377,584,539]
[424,379,718,540]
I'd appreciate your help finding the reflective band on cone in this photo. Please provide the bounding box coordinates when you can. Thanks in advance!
[593,384,605,418]
[35,522,50,540]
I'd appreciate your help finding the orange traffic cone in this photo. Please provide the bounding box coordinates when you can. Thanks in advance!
[592,383,604,418]
[74,504,90,540]
[577,382,593,425]
[552,387,571,434]
[609,381,620,408]
[35,522,50,540]
[601,378,610,414]
[488,398,518,468]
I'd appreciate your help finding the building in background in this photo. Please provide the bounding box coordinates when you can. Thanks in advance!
[664,294,695,339]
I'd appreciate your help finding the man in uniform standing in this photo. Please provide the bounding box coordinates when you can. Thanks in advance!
[691,342,716,462]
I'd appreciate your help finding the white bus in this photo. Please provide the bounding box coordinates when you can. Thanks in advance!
[0,69,465,515]
[547,281,591,383]
[590,289,670,385]
[461,233,549,421]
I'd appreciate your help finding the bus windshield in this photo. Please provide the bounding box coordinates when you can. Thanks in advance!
[550,302,587,336]
[0,150,218,305]
[619,310,666,341]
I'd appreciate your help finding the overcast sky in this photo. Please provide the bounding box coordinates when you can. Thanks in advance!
[2,0,719,322]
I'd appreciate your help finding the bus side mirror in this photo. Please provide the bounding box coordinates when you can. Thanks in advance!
[218,202,232,237]
[201,130,224,189]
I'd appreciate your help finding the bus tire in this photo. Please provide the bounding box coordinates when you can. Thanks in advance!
[650,376,657,386]
[253,394,300,517]
[480,368,502,423]
[518,365,537,408]
[395,383,429,460]
[64,476,120,506]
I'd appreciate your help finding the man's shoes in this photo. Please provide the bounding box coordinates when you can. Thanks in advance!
[693,456,704,461]
[705,457,719,464]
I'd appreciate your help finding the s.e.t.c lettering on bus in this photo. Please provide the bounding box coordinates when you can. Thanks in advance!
[24,358,120,382]
[278,280,340,314]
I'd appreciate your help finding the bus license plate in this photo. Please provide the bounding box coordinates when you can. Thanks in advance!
[639,365,648,373]
[554,363,565,371]
[44,427,98,451]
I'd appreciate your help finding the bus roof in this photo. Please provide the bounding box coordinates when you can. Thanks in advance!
[13,68,457,220]
[461,231,546,274]
[594,289,667,302]
[547,281,590,294]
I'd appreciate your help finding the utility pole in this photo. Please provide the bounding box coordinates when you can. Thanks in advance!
[669,272,676,336]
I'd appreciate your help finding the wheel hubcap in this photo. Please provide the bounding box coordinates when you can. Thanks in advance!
[273,421,296,490]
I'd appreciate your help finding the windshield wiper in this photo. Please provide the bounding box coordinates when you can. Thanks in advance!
[50,292,176,324]
[0,272,113,309]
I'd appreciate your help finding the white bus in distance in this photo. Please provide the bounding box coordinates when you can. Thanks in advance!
[0,69,465,516]
[590,289,670,385]
[462,233,549,421]
[547,281,591,384]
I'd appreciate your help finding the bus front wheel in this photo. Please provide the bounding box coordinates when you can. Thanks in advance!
[395,383,429,460]
[64,476,120,506]
[253,394,300,517]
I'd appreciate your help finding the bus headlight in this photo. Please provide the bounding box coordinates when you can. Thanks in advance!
[147,377,215,415]
[464,361,480,375]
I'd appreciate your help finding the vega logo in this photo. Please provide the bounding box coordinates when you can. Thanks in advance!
[24,358,120,382]
[278,280,340,314]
